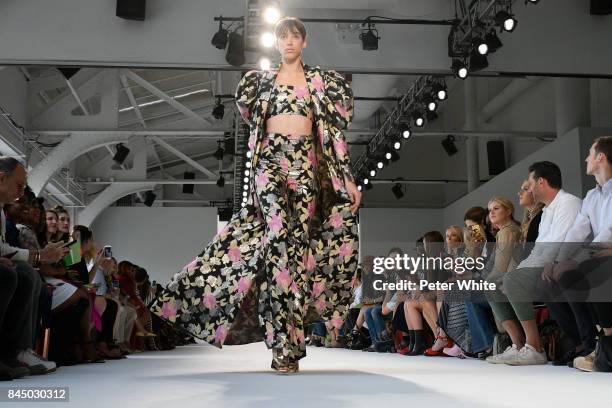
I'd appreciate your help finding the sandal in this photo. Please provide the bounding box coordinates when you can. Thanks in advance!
[271,350,299,374]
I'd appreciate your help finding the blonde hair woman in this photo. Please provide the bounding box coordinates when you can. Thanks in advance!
[518,180,544,242]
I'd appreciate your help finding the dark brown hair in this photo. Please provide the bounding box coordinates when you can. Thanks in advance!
[464,206,488,225]
[274,17,307,40]
[594,136,612,165]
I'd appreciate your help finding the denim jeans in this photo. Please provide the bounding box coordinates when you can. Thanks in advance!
[364,305,385,344]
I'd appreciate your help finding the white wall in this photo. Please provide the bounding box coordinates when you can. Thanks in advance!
[0,67,27,127]
[91,207,217,284]
[359,208,443,258]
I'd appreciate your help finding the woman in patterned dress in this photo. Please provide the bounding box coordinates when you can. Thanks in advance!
[150,17,361,374]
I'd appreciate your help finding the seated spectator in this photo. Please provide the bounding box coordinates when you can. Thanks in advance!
[489,161,582,366]
[52,205,71,243]
[44,209,59,246]
[518,180,545,244]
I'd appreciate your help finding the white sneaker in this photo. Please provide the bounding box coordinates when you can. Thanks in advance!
[486,344,520,364]
[17,349,56,373]
[505,344,548,366]
[573,350,596,372]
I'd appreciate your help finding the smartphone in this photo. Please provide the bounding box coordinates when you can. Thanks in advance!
[63,240,77,248]
[469,224,485,242]
[103,245,113,258]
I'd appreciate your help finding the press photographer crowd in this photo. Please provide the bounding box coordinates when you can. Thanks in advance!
[0,135,611,380]
[0,157,193,381]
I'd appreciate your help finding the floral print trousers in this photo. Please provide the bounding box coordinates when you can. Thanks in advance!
[150,133,358,364]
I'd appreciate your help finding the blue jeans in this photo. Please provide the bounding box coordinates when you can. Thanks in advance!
[465,300,496,353]
[364,305,385,344]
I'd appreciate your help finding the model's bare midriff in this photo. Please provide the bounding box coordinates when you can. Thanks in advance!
[266,114,313,136]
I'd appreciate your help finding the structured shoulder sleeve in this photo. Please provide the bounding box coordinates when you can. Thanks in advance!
[323,69,354,130]
[323,69,355,181]
[234,70,261,126]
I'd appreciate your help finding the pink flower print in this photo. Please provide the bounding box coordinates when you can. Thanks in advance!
[202,293,217,310]
[307,149,317,167]
[288,323,297,341]
[261,135,269,148]
[331,175,343,191]
[304,254,316,272]
[333,138,348,156]
[255,172,269,187]
[161,301,177,319]
[307,200,316,218]
[275,267,292,289]
[266,326,274,344]
[184,259,198,271]
[237,276,252,294]
[280,157,290,172]
[335,102,348,118]
[315,298,327,313]
[311,281,325,298]
[248,134,257,150]
[297,329,305,344]
[214,325,228,345]
[287,177,298,191]
[339,242,353,258]
[238,104,250,120]
[268,214,283,233]
[312,75,324,92]
[290,281,300,296]
[262,234,269,245]
[228,246,242,263]
[329,212,343,229]
[330,316,343,329]
[294,86,309,99]
[318,126,325,145]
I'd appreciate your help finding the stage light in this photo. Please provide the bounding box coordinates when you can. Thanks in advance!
[442,135,458,156]
[243,184,249,191]
[261,32,275,48]
[433,83,448,101]
[241,202,246,208]
[243,177,249,183]
[245,161,252,168]
[112,143,130,165]
[363,178,370,185]
[412,111,424,128]
[357,185,362,192]
[246,151,252,158]
[391,183,404,200]
[214,141,225,160]
[451,59,468,79]
[369,169,377,177]
[427,101,438,112]
[359,24,380,51]
[259,56,272,71]
[211,21,229,49]
[226,30,245,66]
[243,191,248,197]
[144,191,156,207]
[212,98,225,119]
[469,50,489,72]
[216,175,225,187]
[495,10,517,32]
[388,150,400,162]
[485,29,503,53]
[244,169,250,176]
[399,123,411,139]
[385,152,392,160]
[263,4,281,25]
[527,0,539,3]
[474,36,489,55]
[377,161,384,169]
[393,141,402,150]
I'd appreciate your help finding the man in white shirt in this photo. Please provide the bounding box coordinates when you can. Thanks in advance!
[487,161,581,366]
[538,137,612,368]
[0,157,66,379]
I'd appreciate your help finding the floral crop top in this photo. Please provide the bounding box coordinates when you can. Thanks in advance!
[267,83,312,118]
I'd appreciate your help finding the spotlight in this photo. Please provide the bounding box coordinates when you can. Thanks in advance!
[244,169,250,177]
[241,202,246,208]
[393,141,402,150]
[112,143,130,164]
[243,184,249,191]
[474,36,488,55]
[388,150,400,162]
[214,141,225,160]
[485,29,503,53]
[363,177,370,185]
[412,111,424,128]
[243,177,249,183]
[399,123,411,139]
[433,83,448,101]
[391,183,404,200]
[246,151,252,159]
[212,98,225,120]
[260,32,275,48]
[469,49,489,72]
[226,30,245,67]
[263,4,281,25]
[385,152,392,160]
[243,191,248,197]
[442,135,458,156]
[357,185,362,192]
[144,191,156,207]
[259,56,272,71]
[245,161,252,168]
[359,24,380,51]
[216,175,225,187]
[526,0,539,3]
[451,59,468,79]
[211,21,229,49]
[369,169,377,177]
[495,10,517,32]
[427,101,438,112]
[377,161,384,169]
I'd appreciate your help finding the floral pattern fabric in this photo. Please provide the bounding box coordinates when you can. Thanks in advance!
[149,63,359,359]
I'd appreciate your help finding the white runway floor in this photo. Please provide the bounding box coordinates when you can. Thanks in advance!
[5,342,610,407]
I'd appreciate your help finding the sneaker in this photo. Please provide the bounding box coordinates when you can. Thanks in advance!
[505,344,548,366]
[16,349,56,373]
[486,344,520,364]
[574,350,596,372]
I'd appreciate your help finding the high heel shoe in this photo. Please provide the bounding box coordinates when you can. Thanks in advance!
[424,336,453,357]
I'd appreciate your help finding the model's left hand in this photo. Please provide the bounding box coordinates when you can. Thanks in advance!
[344,175,362,214]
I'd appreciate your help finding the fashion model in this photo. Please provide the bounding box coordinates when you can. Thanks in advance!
[150,17,361,374]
